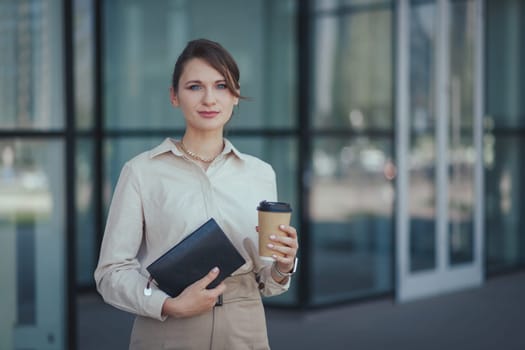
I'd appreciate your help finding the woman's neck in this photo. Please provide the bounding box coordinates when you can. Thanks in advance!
[181,131,224,161]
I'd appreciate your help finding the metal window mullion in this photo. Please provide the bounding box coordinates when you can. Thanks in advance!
[474,0,484,275]
[395,0,410,299]
[94,0,105,268]
[63,0,77,348]
[297,0,312,308]
[435,0,451,274]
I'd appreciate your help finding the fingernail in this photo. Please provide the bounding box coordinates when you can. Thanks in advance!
[279,225,285,229]
[267,243,274,248]
[212,267,219,273]
[270,235,276,239]
[272,254,277,259]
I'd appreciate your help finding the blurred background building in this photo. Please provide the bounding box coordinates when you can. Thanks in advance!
[0,0,523,348]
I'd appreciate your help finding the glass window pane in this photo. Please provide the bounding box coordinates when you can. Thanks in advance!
[0,139,65,349]
[314,0,392,12]
[76,139,95,286]
[0,0,64,130]
[485,136,525,273]
[74,0,95,130]
[485,0,525,128]
[103,0,296,130]
[310,137,394,303]
[448,0,476,266]
[409,134,437,272]
[312,7,393,129]
[409,1,436,272]
[484,0,525,274]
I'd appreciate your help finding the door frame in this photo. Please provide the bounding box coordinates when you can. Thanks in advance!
[395,0,484,302]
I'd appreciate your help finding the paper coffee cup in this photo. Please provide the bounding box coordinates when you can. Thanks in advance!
[257,201,292,262]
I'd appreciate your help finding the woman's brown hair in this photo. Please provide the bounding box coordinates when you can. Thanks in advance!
[171,39,243,99]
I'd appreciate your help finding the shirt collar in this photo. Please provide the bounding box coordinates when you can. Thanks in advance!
[149,137,246,161]
[222,138,247,161]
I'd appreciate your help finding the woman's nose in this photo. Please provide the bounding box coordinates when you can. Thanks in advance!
[202,88,217,105]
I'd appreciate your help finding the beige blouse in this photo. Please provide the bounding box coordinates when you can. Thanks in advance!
[94,138,290,321]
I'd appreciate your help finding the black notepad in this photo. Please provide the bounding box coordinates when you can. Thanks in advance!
[146,218,246,297]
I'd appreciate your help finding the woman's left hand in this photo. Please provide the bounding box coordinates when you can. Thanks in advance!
[272,224,298,274]
[257,224,298,280]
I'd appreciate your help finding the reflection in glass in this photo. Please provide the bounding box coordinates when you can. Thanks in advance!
[408,1,436,272]
[0,0,64,130]
[484,0,525,273]
[485,0,525,128]
[485,137,525,273]
[314,0,392,12]
[76,139,95,286]
[74,0,95,130]
[0,140,65,349]
[104,0,296,130]
[312,6,393,129]
[310,137,394,303]
[448,0,475,265]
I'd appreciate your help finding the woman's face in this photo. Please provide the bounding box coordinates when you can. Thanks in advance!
[170,58,239,134]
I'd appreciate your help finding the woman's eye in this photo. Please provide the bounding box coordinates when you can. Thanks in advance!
[217,83,227,90]
[188,85,201,91]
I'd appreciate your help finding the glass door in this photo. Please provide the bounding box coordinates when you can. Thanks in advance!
[395,0,484,302]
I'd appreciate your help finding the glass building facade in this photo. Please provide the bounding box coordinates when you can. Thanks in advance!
[0,0,524,348]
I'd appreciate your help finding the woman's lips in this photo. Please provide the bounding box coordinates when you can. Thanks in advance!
[198,111,220,118]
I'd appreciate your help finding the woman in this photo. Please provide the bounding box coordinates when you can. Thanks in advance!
[94,38,299,349]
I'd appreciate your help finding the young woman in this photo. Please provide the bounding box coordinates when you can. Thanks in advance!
[94,39,298,349]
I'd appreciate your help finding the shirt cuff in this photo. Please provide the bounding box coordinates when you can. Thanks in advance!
[258,261,290,297]
[144,289,170,321]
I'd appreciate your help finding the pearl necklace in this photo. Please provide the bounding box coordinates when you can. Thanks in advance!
[179,140,222,163]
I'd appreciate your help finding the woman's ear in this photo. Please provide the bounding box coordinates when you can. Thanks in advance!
[169,87,179,107]
[234,89,240,106]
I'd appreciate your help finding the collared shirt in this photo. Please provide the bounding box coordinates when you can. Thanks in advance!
[94,138,290,321]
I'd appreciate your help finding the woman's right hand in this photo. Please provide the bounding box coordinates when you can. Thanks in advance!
[161,267,226,318]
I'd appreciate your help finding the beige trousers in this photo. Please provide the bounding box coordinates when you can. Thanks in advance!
[129,273,270,350]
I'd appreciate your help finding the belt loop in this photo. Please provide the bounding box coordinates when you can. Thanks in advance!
[215,294,223,307]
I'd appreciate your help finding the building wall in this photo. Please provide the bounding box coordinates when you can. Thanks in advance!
[0,0,523,348]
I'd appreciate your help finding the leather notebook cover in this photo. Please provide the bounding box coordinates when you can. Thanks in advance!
[146,218,246,297]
